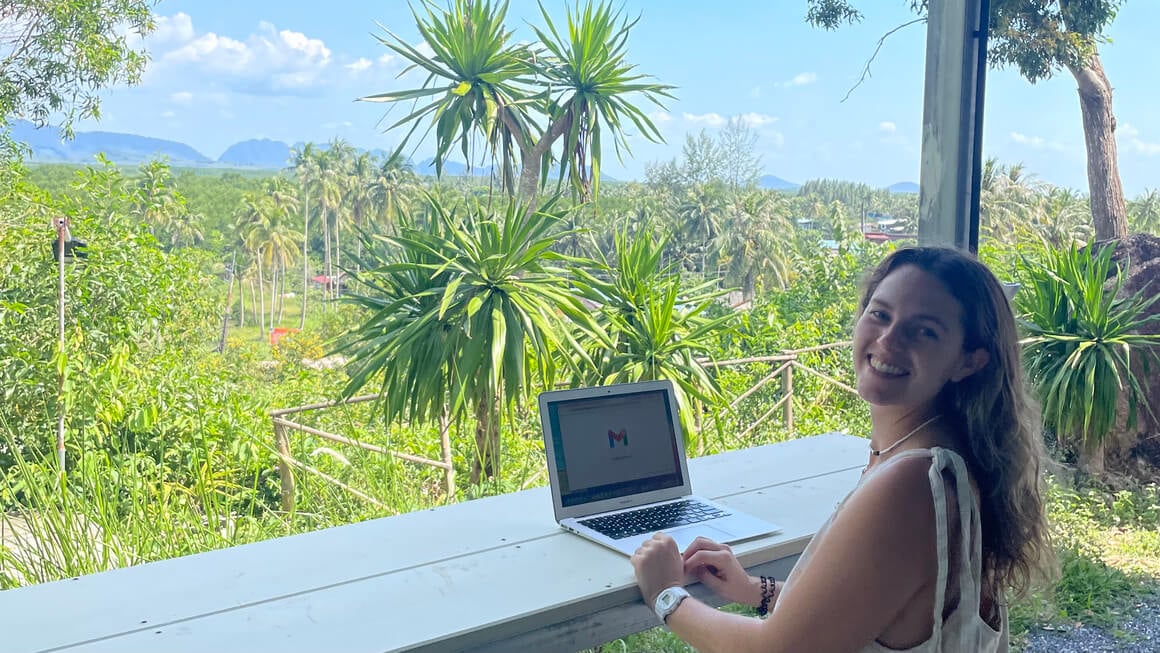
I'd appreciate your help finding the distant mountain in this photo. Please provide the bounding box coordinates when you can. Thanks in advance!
[413,157,494,177]
[11,120,211,165]
[887,181,919,194]
[759,174,799,191]
[217,139,292,168]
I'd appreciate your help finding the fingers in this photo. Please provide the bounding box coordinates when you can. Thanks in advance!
[682,536,732,562]
[684,549,734,576]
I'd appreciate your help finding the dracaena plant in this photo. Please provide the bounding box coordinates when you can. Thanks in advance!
[1017,242,1160,454]
[337,194,601,485]
[570,222,736,442]
[361,0,674,204]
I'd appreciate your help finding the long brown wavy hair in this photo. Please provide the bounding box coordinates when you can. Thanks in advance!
[858,246,1052,600]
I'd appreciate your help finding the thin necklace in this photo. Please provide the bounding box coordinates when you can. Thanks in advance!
[865,414,942,471]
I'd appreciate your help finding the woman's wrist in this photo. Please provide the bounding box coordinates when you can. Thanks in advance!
[746,575,764,608]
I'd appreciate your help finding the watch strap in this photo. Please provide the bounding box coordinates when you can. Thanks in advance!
[653,586,690,623]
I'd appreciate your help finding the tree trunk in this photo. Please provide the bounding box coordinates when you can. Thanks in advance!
[322,211,332,304]
[238,278,246,328]
[257,260,266,338]
[470,398,501,485]
[269,267,278,330]
[300,193,310,330]
[1069,51,1129,242]
[278,264,286,324]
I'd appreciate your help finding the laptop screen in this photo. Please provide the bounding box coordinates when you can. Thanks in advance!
[546,388,685,507]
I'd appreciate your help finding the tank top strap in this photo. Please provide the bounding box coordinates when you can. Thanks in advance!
[930,447,990,653]
[939,448,985,610]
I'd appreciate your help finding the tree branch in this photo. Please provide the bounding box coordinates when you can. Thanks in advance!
[841,17,926,103]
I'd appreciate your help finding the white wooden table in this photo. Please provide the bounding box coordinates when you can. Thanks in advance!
[0,432,866,653]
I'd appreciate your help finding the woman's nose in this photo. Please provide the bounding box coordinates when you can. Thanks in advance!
[877,325,906,351]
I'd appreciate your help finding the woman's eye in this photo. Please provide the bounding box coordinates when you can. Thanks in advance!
[920,328,939,340]
[869,310,888,321]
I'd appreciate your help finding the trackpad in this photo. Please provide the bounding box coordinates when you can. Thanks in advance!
[669,525,732,552]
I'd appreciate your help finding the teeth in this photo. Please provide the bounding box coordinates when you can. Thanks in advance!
[869,356,907,376]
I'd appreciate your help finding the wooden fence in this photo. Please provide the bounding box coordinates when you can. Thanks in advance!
[270,341,857,513]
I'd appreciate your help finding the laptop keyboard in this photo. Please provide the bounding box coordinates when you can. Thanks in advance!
[578,499,729,540]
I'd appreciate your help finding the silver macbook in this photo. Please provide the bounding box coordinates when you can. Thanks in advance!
[539,379,780,555]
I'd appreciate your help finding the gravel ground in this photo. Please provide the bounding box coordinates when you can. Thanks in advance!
[1019,593,1160,653]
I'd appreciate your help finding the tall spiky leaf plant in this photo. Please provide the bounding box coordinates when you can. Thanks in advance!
[338,195,601,486]
[570,223,736,448]
[1017,242,1160,465]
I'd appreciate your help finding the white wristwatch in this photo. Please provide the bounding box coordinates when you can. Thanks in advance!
[653,586,691,623]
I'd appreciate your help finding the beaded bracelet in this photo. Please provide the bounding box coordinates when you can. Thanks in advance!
[756,575,776,616]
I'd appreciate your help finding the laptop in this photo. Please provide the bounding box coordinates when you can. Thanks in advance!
[539,379,780,555]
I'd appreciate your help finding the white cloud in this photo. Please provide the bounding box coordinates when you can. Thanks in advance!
[738,112,777,127]
[769,131,786,147]
[150,13,195,45]
[161,110,177,118]
[153,16,333,95]
[323,121,354,129]
[879,121,897,134]
[683,112,728,127]
[1117,123,1160,156]
[170,91,194,105]
[1010,131,1065,151]
[749,86,762,99]
[781,72,818,87]
[648,111,672,124]
[345,58,373,73]
[378,53,397,66]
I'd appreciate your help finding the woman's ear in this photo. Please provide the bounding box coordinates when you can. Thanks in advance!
[952,348,990,383]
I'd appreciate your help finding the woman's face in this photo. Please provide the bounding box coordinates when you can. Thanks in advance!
[853,265,987,411]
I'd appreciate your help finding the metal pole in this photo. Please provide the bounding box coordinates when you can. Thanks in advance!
[56,218,67,475]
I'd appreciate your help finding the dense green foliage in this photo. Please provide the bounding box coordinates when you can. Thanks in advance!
[0,1,153,131]
[1018,242,1160,451]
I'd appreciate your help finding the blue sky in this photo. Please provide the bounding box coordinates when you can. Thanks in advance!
[81,0,1160,195]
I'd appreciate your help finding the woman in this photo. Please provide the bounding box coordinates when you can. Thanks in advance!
[632,247,1051,653]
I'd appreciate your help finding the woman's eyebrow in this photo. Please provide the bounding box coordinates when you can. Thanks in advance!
[869,298,949,330]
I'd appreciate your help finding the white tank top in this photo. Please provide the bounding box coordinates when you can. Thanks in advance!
[774,447,1009,652]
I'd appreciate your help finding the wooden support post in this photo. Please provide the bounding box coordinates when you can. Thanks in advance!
[782,364,794,433]
[273,421,296,513]
[439,409,455,500]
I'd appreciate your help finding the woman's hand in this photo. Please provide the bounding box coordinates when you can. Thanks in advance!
[630,533,686,605]
[682,537,760,607]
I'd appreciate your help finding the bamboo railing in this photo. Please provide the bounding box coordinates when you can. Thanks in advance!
[270,341,858,513]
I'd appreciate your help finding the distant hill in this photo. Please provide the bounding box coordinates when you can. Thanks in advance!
[887,181,919,194]
[217,139,292,168]
[759,174,799,191]
[414,157,494,177]
[11,120,211,165]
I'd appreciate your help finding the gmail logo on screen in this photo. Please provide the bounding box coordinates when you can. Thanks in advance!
[607,429,628,448]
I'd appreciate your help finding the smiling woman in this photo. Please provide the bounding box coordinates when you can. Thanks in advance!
[631,246,1052,653]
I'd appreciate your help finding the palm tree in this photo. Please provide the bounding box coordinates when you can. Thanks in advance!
[324,138,356,294]
[1129,189,1160,235]
[235,192,270,336]
[366,152,416,235]
[291,143,321,328]
[674,182,727,274]
[361,0,674,204]
[264,177,302,325]
[339,195,601,484]
[715,190,793,299]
